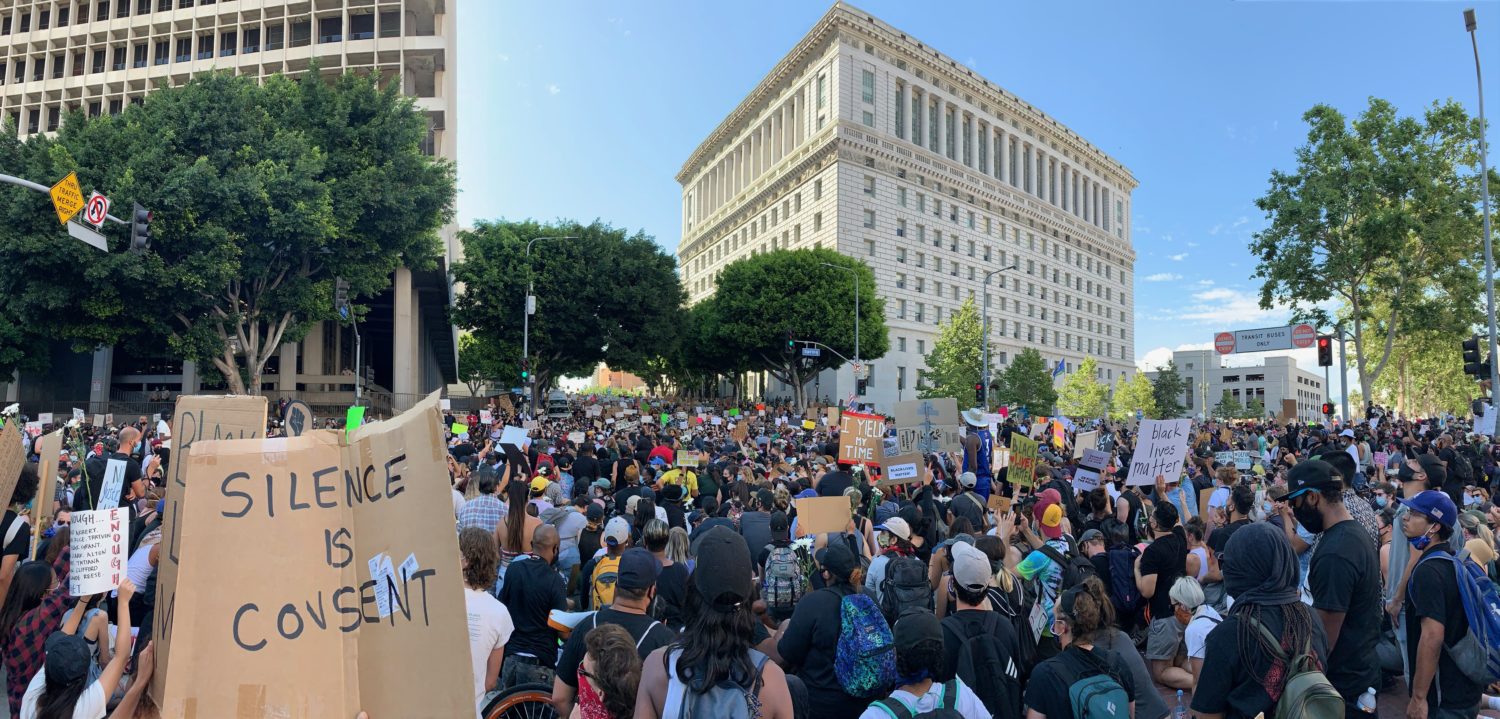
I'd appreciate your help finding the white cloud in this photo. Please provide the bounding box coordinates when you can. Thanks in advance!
[548,84,562,95]
[1168,253,1189,261]
[1232,216,1249,228]
[1209,224,1223,236]
[1136,342,1213,372]
[1196,279,1215,287]
[1143,273,1183,282]
[1186,241,1200,248]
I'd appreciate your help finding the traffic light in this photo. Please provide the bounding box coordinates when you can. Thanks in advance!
[975,382,986,405]
[520,359,529,382]
[129,202,151,253]
[1316,336,1333,367]
[334,277,350,321]
[784,331,796,356]
[1463,336,1483,376]
[1322,402,1334,416]
[857,378,868,396]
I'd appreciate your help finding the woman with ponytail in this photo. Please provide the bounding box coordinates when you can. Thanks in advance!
[1024,576,1139,718]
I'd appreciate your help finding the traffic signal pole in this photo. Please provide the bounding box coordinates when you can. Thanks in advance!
[1338,325,1350,421]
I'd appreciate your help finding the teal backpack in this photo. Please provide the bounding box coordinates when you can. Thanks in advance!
[1065,647,1129,719]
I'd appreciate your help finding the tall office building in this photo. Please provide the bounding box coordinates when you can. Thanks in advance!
[0,0,456,413]
[678,3,1136,410]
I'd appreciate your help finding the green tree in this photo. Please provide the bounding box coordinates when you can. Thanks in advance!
[1243,398,1267,420]
[1251,98,1491,406]
[1056,357,1110,419]
[457,333,505,398]
[708,249,887,407]
[996,348,1056,415]
[1150,361,1187,419]
[0,70,455,394]
[918,297,991,406]
[1109,372,1157,421]
[1213,390,1241,420]
[450,220,684,403]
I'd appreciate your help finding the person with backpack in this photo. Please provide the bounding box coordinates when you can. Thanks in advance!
[760,511,807,622]
[1398,489,1486,719]
[1016,492,1088,659]
[947,473,988,533]
[863,610,992,719]
[777,539,893,719]
[1135,497,1192,691]
[1022,576,1137,718]
[940,542,1021,717]
[553,547,677,717]
[867,518,931,621]
[576,516,632,610]
[635,527,794,719]
[1191,522,1339,719]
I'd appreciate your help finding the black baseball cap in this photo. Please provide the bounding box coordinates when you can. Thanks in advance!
[1416,454,1448,486]
[1285,459,1340,500]
[693,526,754,609]
[816,540,858,581]
[44,632,92,685]
[617,548,660,590]
[892,609,943,654]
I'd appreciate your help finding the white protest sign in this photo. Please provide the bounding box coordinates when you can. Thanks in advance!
[1476,409,1497,438]
[567,431,585,444]
[1233,450,1252,470]
[1072,449,1111,493]
[98,458,127,509]
[69,508,129,596]
[1127,419,1191,486]
[72,408,85,422]
[479,410,493,424]
[499,425,530,449]
[38,412,53,424]
[439,399,451,411]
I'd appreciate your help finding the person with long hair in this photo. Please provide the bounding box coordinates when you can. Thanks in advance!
[1024,576,1138,718]
[498,479,540,586]
[1135,496,1192,690]
[636,526,793,719]
[3,546,72,716]
[775,538,869,719]
[460,527,512,712]
[1190,522,1329,718]
[19,578,135,719]
[572,624,642,719]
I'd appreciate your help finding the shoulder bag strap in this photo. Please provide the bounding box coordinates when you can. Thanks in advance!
[1037,542,1067,567]
[637,620,661,649]
[869,697,915,719]
[3,515,26,547]
[941,679,960,709]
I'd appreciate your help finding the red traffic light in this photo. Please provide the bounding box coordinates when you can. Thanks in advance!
[1321,402,1334,416]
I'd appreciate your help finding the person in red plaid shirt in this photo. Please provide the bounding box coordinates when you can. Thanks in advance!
[0,545,71,716]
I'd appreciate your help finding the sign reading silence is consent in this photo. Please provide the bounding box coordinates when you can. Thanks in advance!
[154,391,471,718]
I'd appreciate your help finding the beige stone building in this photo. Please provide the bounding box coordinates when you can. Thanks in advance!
[0,0,457,415]
[677,2,1137,411]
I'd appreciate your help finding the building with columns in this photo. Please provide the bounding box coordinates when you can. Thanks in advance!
[0,0,457,415]
[677,3,1137,411]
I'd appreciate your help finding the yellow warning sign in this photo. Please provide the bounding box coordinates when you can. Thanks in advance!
[49,172,84,225]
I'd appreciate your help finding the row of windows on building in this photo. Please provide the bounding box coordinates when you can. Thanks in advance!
[858,66,1127,242]
[1,0,228,34]
[888,299,1124,360]
[867,357,1126,396]
[887,274,1122,335]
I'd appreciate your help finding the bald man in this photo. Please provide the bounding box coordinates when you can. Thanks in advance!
[74,427,151,512]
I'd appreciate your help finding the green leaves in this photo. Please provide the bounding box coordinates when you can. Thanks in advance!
[996,348,1056,415]
[918,297,989,405]
[1056,357,1110,419]
[1150,361,1187,419]
[1109,372,1156,421]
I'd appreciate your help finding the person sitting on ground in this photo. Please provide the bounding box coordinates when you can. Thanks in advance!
[1023,576,1138,719]
[865,610,992,719]
[19,578,135,719]
[1168,576,1220,691]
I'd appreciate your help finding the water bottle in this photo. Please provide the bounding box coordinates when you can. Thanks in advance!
[1173,689,1189,719]
[1357,687,1377,713]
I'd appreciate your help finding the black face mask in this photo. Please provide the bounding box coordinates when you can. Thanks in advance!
[1293,495,1326,534]
[1398,463,1419,484]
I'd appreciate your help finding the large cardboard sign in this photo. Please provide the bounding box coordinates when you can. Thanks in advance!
[1073,431,1098,459]
[795,496,851,536]
[893,398,963,454]
[1127,419,1192,486]
[877,452,926,489]
[69,508,129,596]
[0,420,26,510]
[155,391,470,718]
[1009,434,1040,488]
[152,395,268,706]
[838,410,885,466]
[32,430,64,559]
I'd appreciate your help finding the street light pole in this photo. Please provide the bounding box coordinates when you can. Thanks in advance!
[1466,8,1499,417]
[980,264,1020,408]
[522,235,578,415]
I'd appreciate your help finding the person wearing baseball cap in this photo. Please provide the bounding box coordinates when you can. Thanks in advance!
[948,471,989,533]
[866,610,991,719]
[552,547,676,717]
[636,527,795,717]
[778,539,869,718]
[1014,492,1078,657]
[866,517,918,605]
[1398,489,1484,715]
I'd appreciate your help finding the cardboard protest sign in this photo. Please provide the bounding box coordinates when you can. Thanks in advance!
[69,507,128,596]
[1072,449,1110,493]
[825,407,841,427]
[497,395,515,413]
[1233,450,1252,470]
[155,391,471,718]
[31,431,64,559]
[838,410,885,466]
[877,453,925,489]
[586,405,602,417]
[283,400,314,438]
[676,450,701,468]
[93,414,105,427]
[1126,419,1191,486]
[988,494,1011,514]
[152,395,268,705]
[731,422,749,443]
[0,420,26,510]
[893,398,963,454]
[1280,399,1297,422]
[1009,433,1040,488]
[1073,431,1098,459]
[794,496,851,536]
[1219,427,1232,445]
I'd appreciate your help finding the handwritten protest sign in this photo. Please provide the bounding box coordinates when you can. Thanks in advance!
[69,508,128,596]
[152,394,268,706]
[1126,419,1191,486]
[893,398,963,454]
[1280,399,1297,422]
[877,453,925,489]
[567,431,585,445]
[838,410,885,466]
[1072,449,1110,493]
[676,450,701,468]
[0,420,26,510]
[97,458,127,509]
[731,422,749,442]
[1009,434,1040,488]
[794,496,851,535]
[155,391,470,718]
[1233,450,1252,470]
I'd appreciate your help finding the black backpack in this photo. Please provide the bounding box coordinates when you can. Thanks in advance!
[942,611,1022,717]
[879,555,933,622]
[1037,542,1097,590]
[991,579,1039,680]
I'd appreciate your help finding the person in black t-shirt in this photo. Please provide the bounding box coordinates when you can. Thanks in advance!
[497,524,567,687]
[1136,499,1191,690]
[0,463,39,601]
[1289,460,1382,711]
[1399,489,1483,716]
[1024,576,1138,718]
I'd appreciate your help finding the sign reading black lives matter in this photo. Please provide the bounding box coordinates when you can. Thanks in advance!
[154,391,471,718]
[1126,419,1191,486]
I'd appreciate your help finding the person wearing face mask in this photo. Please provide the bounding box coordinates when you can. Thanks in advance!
[1289,460,1382,714]
[1397,490,1484,718]
[498,524,567,690]
[74,427,151,514]
[1384,453,1455,682]
[1371,483,1395,512]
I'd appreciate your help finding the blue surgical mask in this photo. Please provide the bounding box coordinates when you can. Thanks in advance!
[1375,497,1388,508]
[1409,535,1433,551]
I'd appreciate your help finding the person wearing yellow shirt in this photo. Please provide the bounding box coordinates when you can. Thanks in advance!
[658,465,698,498]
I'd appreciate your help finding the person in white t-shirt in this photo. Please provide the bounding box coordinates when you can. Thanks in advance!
[460,528,513,716]
[1169,576,1221,692]
[20,579,137,719]
[860,610,991,719]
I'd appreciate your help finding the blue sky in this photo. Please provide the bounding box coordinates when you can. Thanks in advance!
[455,0,1499,401]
